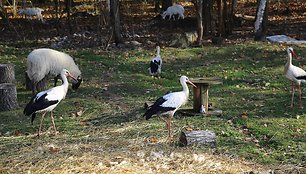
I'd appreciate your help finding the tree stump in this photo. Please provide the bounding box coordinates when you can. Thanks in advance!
[0,83,18,111]
[179,130,216,147]
[0,64,15,83]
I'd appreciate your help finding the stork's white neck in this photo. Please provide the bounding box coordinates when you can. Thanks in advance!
[60,72,69,96]
[287,52,292,65]
[156,47,160,57]
[181,80,190,96]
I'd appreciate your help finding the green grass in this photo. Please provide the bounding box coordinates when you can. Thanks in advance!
[0,42,305,172]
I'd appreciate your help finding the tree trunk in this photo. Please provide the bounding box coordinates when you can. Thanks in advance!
[203,0,212,35]
[23,0,26,8]
[161,0,172,11]
[0,1,8,24]
[0,9,8,23]
[64,0,74,33]
[179,130,216,147]
[106,0,111,25]
[12,0,16,17]
[254,0,268,41]
[0,64,15,84]
[0,83,18,111]
[110,0,123,44]
[154,0,161,13]
[54,0,60,34]
[217,0,224,36]
[225,0,236,36]
[194,0,203,45]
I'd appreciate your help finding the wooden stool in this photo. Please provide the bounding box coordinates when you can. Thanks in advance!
[190,77,222,114]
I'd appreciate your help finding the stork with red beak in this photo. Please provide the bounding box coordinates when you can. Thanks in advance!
[24,69,77,136]
[284,47,306,108]
[143,76,196,139]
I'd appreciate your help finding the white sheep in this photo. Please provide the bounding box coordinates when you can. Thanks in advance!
[26,48,82,94]
[18,7,44,22]
[161,4,184,20]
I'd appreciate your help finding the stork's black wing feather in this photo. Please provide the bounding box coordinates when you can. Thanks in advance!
[150,61,159,74]
[296,75,306,80]
[24,93,59,116]
[143,96,175,120]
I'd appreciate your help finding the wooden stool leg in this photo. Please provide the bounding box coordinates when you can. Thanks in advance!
[193,86,201,112]
[203,85,209,113]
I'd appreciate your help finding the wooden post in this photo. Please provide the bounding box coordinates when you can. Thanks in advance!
[190,78,222,114]
[193,86,201,112]
[179,130,216,147]
[0,64,15,83]
[0,83,18,111]
[202,84,209,113]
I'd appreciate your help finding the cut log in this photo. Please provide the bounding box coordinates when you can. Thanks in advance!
[179,130,216,147]
[0,83,18,111]
[0,64,15,83]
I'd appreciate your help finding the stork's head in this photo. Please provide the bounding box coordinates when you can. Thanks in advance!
[287,47,294,54]
[180,76,197,88]
[287,47,299,59]
[62,69,77,82]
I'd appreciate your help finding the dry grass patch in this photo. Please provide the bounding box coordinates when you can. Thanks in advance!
[0,127,270,174]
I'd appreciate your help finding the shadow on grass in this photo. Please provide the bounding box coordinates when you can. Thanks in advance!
[83,107,143,126]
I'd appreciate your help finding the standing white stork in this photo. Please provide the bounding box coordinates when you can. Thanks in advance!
[24,69,77,136]
[143,76,196,139]
[148,46,162,78]
[284,47,306,108]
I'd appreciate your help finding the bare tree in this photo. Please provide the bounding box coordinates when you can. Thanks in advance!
[110,0,123,44]
[0,0,9,24]
[254,0,269,41]
[54,0,60,34]
[193,0,203,45]
[64,0,74,32]
[203,0,212,35]
[161,0,172,11]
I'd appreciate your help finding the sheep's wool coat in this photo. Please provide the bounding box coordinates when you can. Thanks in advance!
[27,48,81,83]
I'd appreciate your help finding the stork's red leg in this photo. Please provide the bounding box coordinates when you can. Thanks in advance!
[50,111,57,134]
[167,114,173,140]
[38,112,47,136]
[159,116,170,130]
[297,84,303,108]
[291,81,295,108]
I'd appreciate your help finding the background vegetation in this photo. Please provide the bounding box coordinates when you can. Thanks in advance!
[0,0,305,173]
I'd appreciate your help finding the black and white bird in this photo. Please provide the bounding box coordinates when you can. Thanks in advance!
[24,69,77,136]
[148,46,162,78]
[284,47,306,108]
[143,76,196,139]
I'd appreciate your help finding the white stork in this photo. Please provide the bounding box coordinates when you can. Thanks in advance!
[148,46,162,78]
[143,75,196,139]
[24,69,77,136]
[284,47,306,108]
